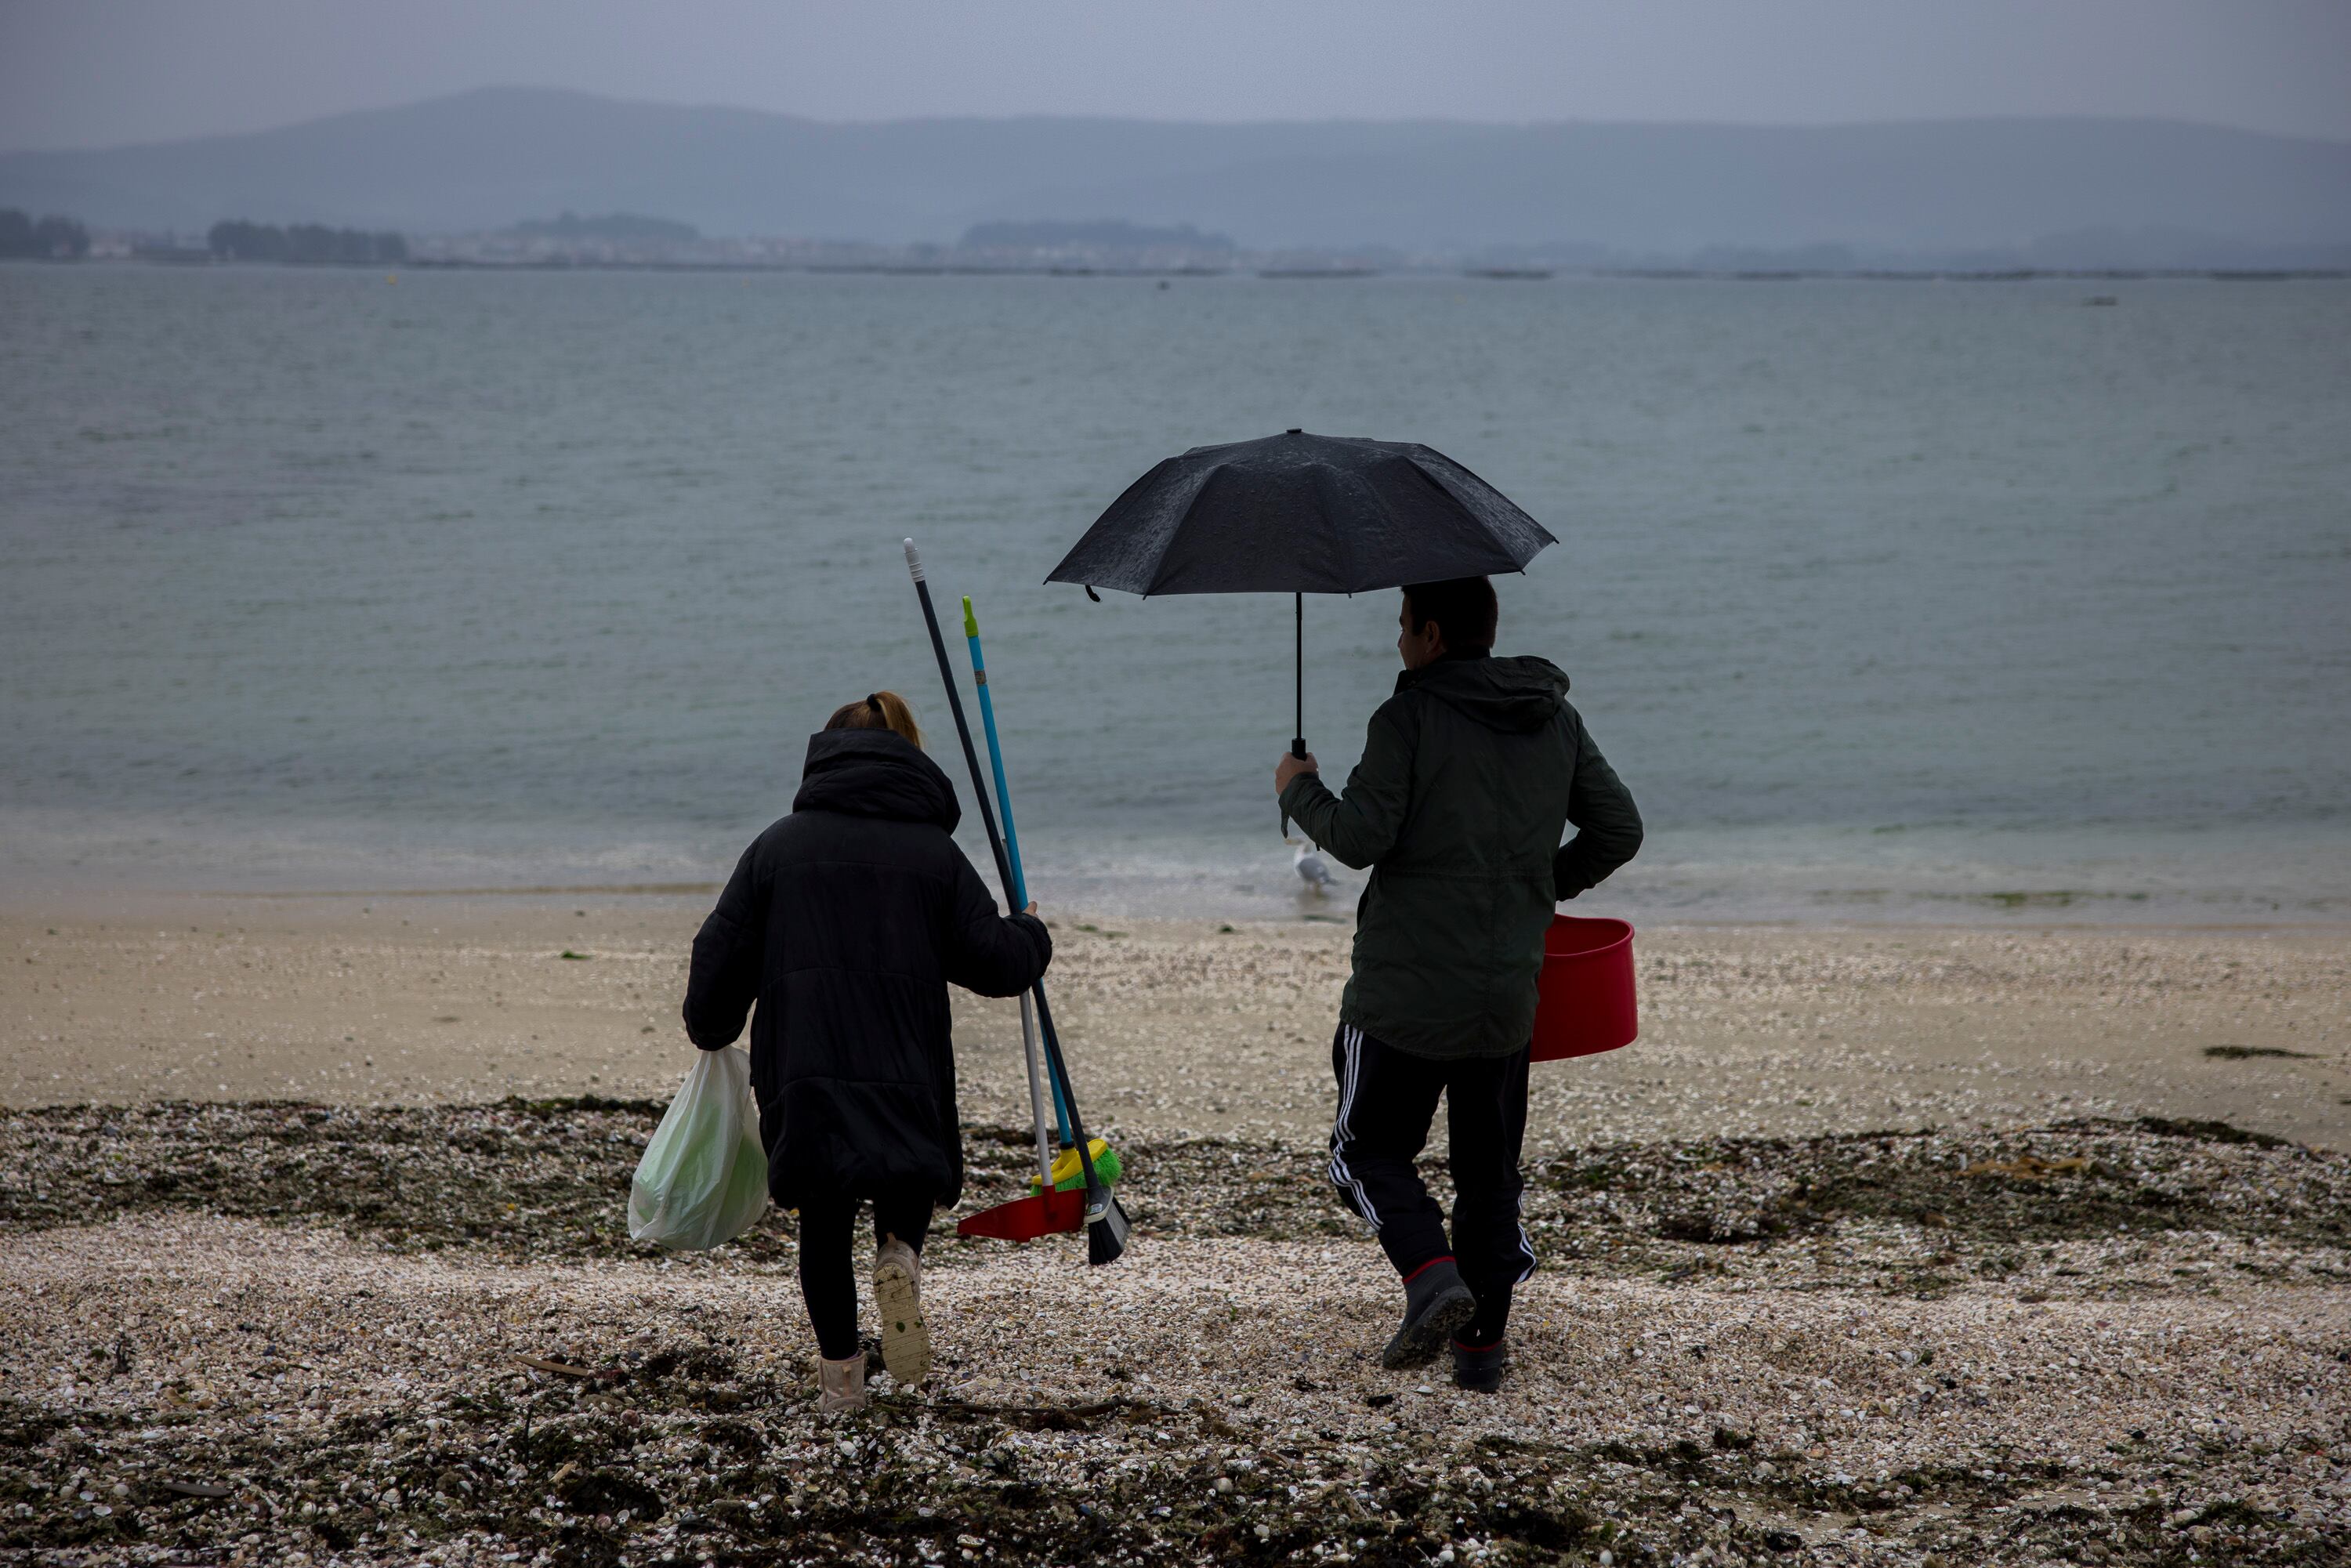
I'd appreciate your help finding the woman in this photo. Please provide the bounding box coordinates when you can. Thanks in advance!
[683,690,1050,1413]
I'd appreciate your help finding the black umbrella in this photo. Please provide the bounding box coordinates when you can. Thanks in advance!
[1046,429,1556,828]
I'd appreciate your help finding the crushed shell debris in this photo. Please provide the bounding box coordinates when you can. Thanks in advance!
[3,1098,2348,1566]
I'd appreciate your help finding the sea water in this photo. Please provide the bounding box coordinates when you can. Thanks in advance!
[3,265,2346,923]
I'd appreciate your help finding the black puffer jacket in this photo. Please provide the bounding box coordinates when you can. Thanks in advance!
[682,729,1051,1209]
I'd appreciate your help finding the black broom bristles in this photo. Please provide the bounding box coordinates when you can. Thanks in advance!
[1034,985,1127,1267]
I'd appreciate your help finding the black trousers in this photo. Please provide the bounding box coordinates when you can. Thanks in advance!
[796,1188,933,1361]
[1328,1024,1534,1345]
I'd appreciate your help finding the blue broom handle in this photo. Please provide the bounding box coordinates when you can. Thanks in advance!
[964,596,1074,1143]
[965,610,1027,908]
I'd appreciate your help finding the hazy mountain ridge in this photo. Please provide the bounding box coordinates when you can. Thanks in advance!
[5,86,2346,263]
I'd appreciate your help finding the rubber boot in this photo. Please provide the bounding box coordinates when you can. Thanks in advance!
[874,1234,932,1386]
[1382,1256,1476,1370]
[817,1353,866,1414]
[1453,1337,1509,1392]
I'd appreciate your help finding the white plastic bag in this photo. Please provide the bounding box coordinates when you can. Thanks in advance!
[628,1047,770,1250]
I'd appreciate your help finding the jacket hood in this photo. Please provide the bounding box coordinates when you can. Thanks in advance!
[793,729,962,831]
[1395,654,1570,733]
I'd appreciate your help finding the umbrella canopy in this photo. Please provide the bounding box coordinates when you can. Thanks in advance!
[1046,429,1556,835]
[1046,429,1554,596]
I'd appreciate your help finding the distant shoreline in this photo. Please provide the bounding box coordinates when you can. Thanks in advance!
[11,255,2349,282]
[7,878,2347,935]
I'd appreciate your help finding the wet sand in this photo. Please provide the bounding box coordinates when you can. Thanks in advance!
[5,893,2346,1150]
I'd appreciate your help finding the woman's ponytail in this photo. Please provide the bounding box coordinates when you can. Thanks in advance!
[824,690,925,749]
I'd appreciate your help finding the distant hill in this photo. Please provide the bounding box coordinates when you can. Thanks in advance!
[5,87,2347,263]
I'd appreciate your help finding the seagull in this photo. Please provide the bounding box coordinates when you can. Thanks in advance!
[1293,840,1335,896]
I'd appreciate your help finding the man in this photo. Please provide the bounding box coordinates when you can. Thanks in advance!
[1275,576,1642,1392]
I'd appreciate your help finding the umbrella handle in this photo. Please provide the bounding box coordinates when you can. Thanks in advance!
[1281,734,1306,837]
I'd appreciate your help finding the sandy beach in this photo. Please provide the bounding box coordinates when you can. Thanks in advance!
[5,894,2349,1566]
[6,895,2346,1150]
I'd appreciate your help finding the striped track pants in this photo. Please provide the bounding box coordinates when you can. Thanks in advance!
[1327,1023,1536,1309]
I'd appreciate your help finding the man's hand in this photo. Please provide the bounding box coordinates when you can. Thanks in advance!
[1275,751,1320,795]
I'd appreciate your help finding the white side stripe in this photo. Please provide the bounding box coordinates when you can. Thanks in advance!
[1328,1026,1382,1230]
[1327,1025,1357,1205]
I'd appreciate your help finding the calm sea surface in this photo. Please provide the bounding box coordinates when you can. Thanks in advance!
[3,265,2346,923]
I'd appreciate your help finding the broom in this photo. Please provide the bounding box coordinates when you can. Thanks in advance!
[906,541,1131,1266]
[962,592,1074,1158]
[947,594,1079,1244]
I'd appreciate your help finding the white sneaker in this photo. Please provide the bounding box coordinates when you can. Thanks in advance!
[817,1353,865,1414]
[873,1235,931,1386]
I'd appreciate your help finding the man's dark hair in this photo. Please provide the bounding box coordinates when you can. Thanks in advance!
[1402,577,1498,653]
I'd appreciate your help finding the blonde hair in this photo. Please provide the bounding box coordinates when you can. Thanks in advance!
[824,690,924,748]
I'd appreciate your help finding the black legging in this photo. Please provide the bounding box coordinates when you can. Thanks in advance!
[796,1189,934,1361]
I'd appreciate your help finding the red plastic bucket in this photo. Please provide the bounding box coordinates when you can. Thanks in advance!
[1530,915,1638,1062]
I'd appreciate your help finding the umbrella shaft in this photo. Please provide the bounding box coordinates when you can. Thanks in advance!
[1283,592,1305,837]
[1295,591,1304,751]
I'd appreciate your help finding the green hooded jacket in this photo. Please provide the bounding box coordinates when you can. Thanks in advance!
[1278,653,1643,1060]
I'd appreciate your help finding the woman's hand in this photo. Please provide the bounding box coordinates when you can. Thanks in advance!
[1023,902,1038,917]
[1275,751,1319,793]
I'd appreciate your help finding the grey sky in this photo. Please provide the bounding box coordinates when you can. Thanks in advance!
[4,0,2348,153]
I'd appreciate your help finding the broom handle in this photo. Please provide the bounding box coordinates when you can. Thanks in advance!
[906,541,1107,1208]
[965,596,1074,1147]
[1017,992,1051,1186]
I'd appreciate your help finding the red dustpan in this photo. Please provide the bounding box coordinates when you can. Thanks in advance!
[958,1186,1085,1241]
